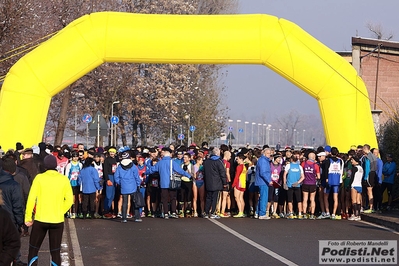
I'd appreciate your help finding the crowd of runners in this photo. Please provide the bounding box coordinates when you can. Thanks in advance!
[0,140,397,224]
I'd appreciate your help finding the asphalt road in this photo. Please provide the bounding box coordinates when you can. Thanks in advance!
[71,217,399,266]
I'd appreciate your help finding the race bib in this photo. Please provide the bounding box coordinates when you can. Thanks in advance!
[70,171,79,181]
[112,164,117,173]
[151,178,158,187]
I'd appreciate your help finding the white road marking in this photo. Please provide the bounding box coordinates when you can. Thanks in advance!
[68,219,85,266]
[358,220,399,235]
[208,219,298,266]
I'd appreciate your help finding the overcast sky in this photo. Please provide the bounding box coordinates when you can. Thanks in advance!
[224,0,399,128]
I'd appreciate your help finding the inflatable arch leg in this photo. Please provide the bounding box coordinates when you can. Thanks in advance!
[0,12,377,150]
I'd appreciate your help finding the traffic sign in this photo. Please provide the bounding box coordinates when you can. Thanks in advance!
[111,116,119,125]
[82,114,92,123]
[238,128,244,133]
[189,125,196,132]
[178,134,185,140]
[228,126,233,131]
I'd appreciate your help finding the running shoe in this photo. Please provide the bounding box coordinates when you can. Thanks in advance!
[297,214,304,220]
[135,218,142,222]
[279,213,285,219]
[259,215,271,220]
[147,211,152,217]
[71,213,76,219]
[178,211,184,218]
[363,209,374,214]
[309,215,315,220]
[121,219,127,223]
[141,212,145,218]
[203,214,209,219]
[78,213,84,219]
[287,213,295,220]
[126,214,133,219]
[272,212,280,219]
[102,213,114,219]
[254,213,259,219]
[170,213,179,219]
[335,215,341,220]
[348,215,356,221]
[193,212,198,218]
[354,216,361,221]
[164,213,169,219]
[93,213,102,219]
[233,212,245,218]
[117,213,122,218]
[331,214,336,220]
[210,214,221,219]
[219,213,229,218]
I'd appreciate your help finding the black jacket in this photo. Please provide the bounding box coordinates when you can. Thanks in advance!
[0,206,20,265]
[0,171,24,226]
[203,155,227,192]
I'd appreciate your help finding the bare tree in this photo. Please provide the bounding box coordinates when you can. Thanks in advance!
[366,22,393,40]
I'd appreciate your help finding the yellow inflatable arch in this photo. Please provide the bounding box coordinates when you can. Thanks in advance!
[0,12,377,150]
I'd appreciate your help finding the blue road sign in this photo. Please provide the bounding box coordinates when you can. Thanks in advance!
[238,128,244,133]
[190,125,196,132]
[111,116,119,125]
[82,114,92,123]
[228,126,233,131]
[178,134,185,140]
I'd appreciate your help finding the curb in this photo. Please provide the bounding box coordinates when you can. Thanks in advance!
[360,214,399,232]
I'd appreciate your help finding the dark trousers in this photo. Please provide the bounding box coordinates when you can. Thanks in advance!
[161,189,177,214]
[205,191,219,215]
[122,194,140,219]
[28,221,64,266]
[82,192,96,216]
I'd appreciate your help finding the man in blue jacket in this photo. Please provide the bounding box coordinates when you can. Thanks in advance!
[255,148,273,219]
[381,154,396,211]
[147,148,190,219]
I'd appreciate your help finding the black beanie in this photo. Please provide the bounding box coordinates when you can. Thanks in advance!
[16,142,24,151]
[1,158,16,174]
[44,155,57,170]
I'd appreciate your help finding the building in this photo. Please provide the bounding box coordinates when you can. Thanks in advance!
[338,37,399,135]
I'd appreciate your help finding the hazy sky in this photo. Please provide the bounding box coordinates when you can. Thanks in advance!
[224,0,399,127]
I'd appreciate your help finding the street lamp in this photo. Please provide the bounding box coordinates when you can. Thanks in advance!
[262,124,267,145]
[111,100,120,146]
[278,129,282,143]
[285,129,288,146]
[185,114,190,145]
[257,123,262,145]
[267,125,271,145]
[303,129,306,146]
[244,121,249,146]
[236,120,241,147]
[251,122,256,146]
[273,129,275,146]
[293,129,296,146]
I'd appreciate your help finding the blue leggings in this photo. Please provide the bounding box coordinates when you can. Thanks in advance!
[104,174,115,212]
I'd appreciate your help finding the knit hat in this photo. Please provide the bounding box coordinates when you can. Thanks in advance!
[121,151,130,159]
[324,145,332,153]
[43,155,57,170]
[16,142,24,151]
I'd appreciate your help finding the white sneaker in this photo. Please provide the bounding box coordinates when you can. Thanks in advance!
[254,213,259,219]
[259,215,271,220]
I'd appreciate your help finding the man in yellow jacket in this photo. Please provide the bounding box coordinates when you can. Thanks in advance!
[24,155,73,266]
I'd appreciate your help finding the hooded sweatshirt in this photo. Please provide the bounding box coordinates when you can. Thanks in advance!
[114,159,141,194]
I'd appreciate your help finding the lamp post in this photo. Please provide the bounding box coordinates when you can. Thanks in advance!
[251,122,256,146]
[267,125,271,145]
[73,92,85,144]
[257,123,262,145]
[236,120,241,147]
[262,124,267,145]
[111,100,120,146]
[278,129,281,143]
[273,129,275,146]
[303,129,306,146]
[185,114,190,145]
[285,129,288,146]
[244,121,249,146]
[293,129,296,146]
